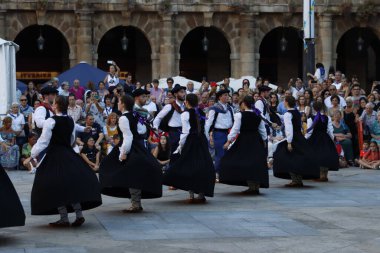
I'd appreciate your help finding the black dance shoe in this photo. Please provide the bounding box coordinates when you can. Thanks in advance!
[49,220,70,227]
[122,207,144,213]
[71,217,85,227]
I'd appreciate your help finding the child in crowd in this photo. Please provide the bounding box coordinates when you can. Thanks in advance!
[80,137,100,172]
[358,141,380,169]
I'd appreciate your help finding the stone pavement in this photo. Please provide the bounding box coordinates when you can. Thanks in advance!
[1,168,380,253]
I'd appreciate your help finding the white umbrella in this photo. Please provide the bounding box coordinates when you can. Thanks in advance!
[158,76,202,90]
[217,76,278,91]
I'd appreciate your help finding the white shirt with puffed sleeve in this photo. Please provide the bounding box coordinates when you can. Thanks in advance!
[34,106,54,129]
[227,111,267,142]
[204,103,234,136]
[305,115,334,140]
[283,111,294,143]
[31,115,76,159]
[153,100,184,129]
[178,111,190,149]
[118,113,133,160]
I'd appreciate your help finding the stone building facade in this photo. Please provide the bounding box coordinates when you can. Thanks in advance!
[1,0,380,86]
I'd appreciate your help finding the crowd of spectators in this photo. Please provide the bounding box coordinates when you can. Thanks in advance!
[2,62,380,171]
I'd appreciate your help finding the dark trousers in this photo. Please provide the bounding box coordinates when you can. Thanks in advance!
[169,127,181,154]
[213,130,228,174]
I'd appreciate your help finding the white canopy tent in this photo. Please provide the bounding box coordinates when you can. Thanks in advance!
[217,76,278,91]
[0,38,19,116]
[158,76,202,90]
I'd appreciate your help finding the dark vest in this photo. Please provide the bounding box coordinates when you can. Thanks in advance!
[288,110,302,135]
[188,108,205,135]
[240,111,261,133]
[311,114,328,133]
[49,116,74,148]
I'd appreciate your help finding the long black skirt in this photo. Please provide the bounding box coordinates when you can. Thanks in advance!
[273,133,320,180]
[163,134,215,197]
[220,132,269,188]
[0,165,25,228]
[307,131,339,171]
[99,141,163,199]
[31,146,102,215]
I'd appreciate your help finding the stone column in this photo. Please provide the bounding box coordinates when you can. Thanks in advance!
[0,11,6,39]
[319,13,333,69]
[239,13,255,77]
[230,53,240,78]
[151,53,160,79]
[75,10,93,65]
[159,14,176,78]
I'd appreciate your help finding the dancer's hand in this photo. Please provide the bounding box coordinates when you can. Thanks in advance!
[287,143,293,152]
[223,141,230,150]
[30,158,38,167]
[119,154,127,161]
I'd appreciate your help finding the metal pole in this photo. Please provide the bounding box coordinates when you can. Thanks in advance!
[303,0,315,87]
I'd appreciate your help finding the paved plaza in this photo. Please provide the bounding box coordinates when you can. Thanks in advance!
[1,168,380,253]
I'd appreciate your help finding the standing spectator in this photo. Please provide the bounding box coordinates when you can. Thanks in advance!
[198,92,209,111]
[324,85,346,108]
[360,103,377,140]
[19,95,34,137]
[80,137,100,172]
[7,103,25,147]
[163,77,174,96]
[67,94,83,123]
[0,117,20,170]
[150,79,164,105]
[288,78,305,99]
[85,91,105,127]
[309,62,325,83]
[242,79,253,95]
[20,133,38,171]
[102,112,119,154]
[343,97,359,158]
[76,114,104,151]
[333,71,343,90]
[59,81,70,97]
[277,90,292,115]
[223,77,234,96]
[186,81,196,94]
[69,79,85,100]
[124,73,135,93]
[25,81,39,107]
[84,81,96,102]
[97,81,109,103]
[231,92,240,113]
[103,61,120,90]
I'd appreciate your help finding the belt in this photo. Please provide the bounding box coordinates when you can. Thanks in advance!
[214,128,229,133]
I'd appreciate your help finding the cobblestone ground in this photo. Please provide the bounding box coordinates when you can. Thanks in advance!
[1,168,380,253]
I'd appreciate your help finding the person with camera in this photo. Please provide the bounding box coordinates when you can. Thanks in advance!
[85,91,105,127]
[104,61,120,92]
[110,84,125,115]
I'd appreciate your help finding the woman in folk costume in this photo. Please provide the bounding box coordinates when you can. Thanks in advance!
[163,94,215,203]
[305,101,339,181]
[99,95,162,213]
[30,95,102,227]
[273,96,319,187]
[0,136,25,229]
[220,95,269,194]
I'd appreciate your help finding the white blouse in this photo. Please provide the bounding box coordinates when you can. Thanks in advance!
[227,110,267,142]
[178,111,191,148]
[305,115,334,140]
[31,115,76,159]
[283,110,294,143]
[33,106,54,129]
[118,112,133,160]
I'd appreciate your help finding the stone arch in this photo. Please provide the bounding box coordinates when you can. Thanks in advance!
[93,13,158,56]
[8,12,76,59]
[259,26,303,84]
[179,26,232,81]
[97,25,153,83]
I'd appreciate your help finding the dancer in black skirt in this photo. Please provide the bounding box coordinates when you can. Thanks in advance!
[306,101,339,181]
[99,95,162,213]
[30,96,102,227]
[0,136,25,228]
[220,95,269,194]
[163,94,215,203]
[273,96,319,187]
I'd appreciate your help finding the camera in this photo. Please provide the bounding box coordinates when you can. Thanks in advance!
[107,60,113,64]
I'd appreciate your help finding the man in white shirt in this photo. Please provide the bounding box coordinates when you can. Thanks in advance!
[67,94,83,123]
[186,81,196,94]
[324,85,346,108]
[153,84,186,153]
[288,78,305,99]
[332,71,343,90]
[133,88,151,143]
[204,89,234,180]
[143,95,158,117]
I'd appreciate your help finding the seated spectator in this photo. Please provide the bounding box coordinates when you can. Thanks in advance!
[267,124,285,168]
[103,95,114,120]
[370,111,380,145]
[69,79,85,100]
[21,133,38,171]
[143,95,159,117]
[102,112,118,154]
[76,114,104,151]
[360,102,376,140]
[358,141,380,169]
[324,85,346,109]
[297,95,311,117]
[85,90,105,127]
[97,81,109,103]
[332,111,354,166]
[152,134,171,172]
[80,137,100,172]
[29,100,41,134]
[0,117,20,170]
[67,94,84,123]
[19,95,34,137]
[198,92,209,112]
[357,97,368,116]
[7,102,26,147]
[327,95,342,118]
